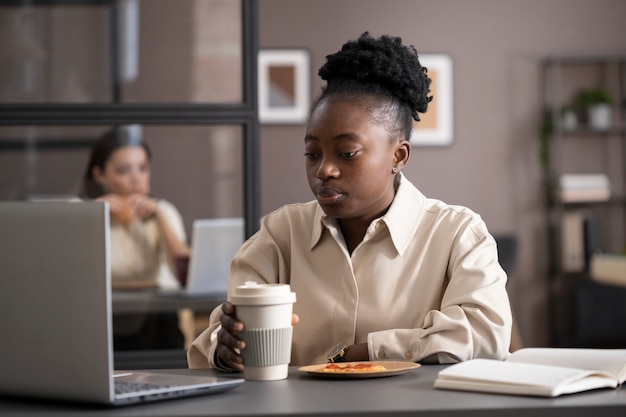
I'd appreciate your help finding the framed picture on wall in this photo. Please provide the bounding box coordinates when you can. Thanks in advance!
[411,54,453,146]
[258,49,310,124]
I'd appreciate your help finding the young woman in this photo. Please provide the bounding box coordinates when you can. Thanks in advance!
[188,32,512,370]
[81,126,190,349]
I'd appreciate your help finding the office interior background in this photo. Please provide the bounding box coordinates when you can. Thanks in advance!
[1,0,626,352]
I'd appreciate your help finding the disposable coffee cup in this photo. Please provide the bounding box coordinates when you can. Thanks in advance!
[231,281,296,381]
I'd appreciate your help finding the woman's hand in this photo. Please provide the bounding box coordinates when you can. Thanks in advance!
[127,194,158,220]
[216,302,246,372]
[97,194,134,223]
[97,193,159,223]
[215,302,299,372]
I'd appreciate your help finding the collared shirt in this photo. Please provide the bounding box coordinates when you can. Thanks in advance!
[110,199,185,290]
[188,174,512,368]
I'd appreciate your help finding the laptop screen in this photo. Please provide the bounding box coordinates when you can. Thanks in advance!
[186,217,245,295]
[0,201,114,403]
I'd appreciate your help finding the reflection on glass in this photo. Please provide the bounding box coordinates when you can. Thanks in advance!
[0,5,110,103]
[0,125,244,235]
[0,125,102,199]
[122,0,242,103]
[0,0,242,103]
[145,125,244,231]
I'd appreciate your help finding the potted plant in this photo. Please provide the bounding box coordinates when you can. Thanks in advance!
[574,88,614,130]
[560,105,578,131]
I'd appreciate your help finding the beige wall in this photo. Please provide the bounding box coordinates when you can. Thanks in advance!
[258,0,626,347]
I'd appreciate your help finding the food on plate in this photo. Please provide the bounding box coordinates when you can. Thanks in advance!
[319,362,386,373]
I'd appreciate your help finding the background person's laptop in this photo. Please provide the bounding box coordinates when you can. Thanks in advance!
[175,217,245,297]
[113,217,245,294]
[0,201,244,406]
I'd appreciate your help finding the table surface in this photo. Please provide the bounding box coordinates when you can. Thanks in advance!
[111,290,225,314]
[1,365,625,417]
[111,290,226,370]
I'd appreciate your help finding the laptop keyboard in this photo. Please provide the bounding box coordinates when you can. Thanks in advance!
[115,380,171,395]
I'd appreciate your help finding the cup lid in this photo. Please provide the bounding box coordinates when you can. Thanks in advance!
[231,281,296,306]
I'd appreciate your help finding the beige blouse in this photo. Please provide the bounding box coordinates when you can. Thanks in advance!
[188,174,512,368]
[110,199,186,290]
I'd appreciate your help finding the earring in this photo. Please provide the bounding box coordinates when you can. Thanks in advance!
[392,166,398,174]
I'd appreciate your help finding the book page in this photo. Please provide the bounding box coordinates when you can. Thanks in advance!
[435,359,617,397]
[508,348,626,381]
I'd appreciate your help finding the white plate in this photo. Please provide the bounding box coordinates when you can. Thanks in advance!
[298,361,421,379]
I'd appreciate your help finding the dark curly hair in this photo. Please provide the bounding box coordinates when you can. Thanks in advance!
[79,125,151,199]
[314,32,432,141]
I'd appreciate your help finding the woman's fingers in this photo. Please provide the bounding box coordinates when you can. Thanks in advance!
[129,195,157,219]
[216,303,296,372]
[215,343,244,372]
[217,326,246,351]
[220,302,243,330]
[215,302,245,371]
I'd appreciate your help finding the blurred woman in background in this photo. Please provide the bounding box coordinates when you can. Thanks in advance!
[81,125,190,350]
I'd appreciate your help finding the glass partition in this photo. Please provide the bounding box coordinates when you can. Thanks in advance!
[0,124,244,236]
[0,0,242,104]
[0,0,257,368]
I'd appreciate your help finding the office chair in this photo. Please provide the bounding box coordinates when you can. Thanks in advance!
[494,234,523,351]
[495,235,518,277]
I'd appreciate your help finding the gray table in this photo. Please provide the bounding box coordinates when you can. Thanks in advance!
[1,365,625,416]
[111,291,225,370]
[112,290,226,314]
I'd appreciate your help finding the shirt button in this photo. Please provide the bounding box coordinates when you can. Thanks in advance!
[404,351,412,360]
[375,221,382,230]
[378,350,387,359]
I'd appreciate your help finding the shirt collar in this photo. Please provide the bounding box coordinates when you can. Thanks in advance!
[310,204,327,249]
[309,173,425,255]
[380,173,425,256]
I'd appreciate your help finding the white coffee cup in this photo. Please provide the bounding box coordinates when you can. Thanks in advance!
[231,281,296,381]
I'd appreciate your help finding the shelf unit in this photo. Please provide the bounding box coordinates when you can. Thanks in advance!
[542,56,626,348]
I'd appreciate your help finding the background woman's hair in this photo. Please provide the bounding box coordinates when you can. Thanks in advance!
[314,32,432,141]
[79,125,151,199]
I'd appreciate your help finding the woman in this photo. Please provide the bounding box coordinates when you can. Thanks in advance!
[189,32,512,369]
[81,126,190,350]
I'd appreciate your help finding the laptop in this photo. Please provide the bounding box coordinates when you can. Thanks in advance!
[0,201,244,406]
[112,217,245,294]
[177,217,245,296]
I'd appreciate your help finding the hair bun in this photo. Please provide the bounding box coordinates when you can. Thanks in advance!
[318,32,432,121]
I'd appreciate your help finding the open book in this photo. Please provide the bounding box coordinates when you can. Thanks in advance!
[434,348,626,397]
